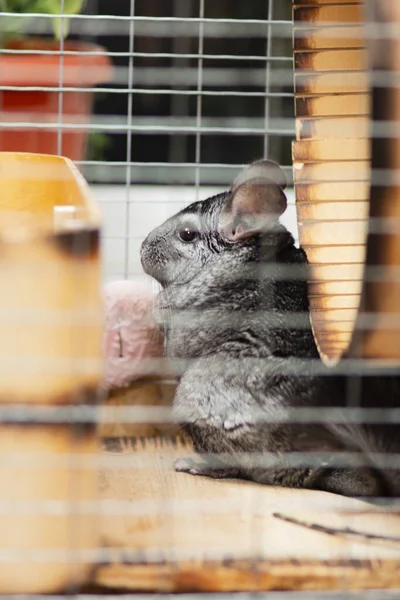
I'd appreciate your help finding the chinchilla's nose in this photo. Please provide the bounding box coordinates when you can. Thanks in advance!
[140,230,162,279]
[141,230,151,249]
[140,229,155,257]
[140,234,152,272]
[141,227,158,250]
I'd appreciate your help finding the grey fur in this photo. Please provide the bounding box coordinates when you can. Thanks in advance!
[140,160,395,498]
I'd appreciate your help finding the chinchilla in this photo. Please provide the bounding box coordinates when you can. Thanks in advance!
[140,159,394,498]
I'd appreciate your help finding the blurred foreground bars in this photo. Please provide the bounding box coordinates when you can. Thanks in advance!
[0,152,102,593]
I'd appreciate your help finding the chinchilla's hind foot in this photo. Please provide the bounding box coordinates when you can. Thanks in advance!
[310,467,389,498]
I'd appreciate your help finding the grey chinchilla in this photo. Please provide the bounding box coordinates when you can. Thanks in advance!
[140,159,394,498]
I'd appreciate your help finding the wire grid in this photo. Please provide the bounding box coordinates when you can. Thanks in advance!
[0,0,293,281]
[1,0,400,597]
[0,1,295,186]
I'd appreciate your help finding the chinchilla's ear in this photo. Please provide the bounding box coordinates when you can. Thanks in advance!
[231,159,287,194]
[219,159,288,242]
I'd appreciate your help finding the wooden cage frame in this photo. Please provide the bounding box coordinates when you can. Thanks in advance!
[1,0,400,595]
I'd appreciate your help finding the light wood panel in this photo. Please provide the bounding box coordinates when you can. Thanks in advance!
[0,426,99,593]
[0,152,102,593]
[292,1,369,363]
[348,0,400,361]
[91,436,400,593]
[0,153,102,401]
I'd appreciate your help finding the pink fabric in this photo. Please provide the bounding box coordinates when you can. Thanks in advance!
[103,280,164,389]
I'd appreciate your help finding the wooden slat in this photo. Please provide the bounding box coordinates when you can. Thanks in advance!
[309,294,361,309]
[295,48,366,71]
[295,94,369,118]
[309,323,356,335]
[296,116,368,140]
[295,72,367,95]
[294,26,365,51]
[295,182,369,202]
[301,214,367,240]
[294,160,369,182]
[294,0,363,4]
[93,436,400,593]
[294,5,363,24]
[304,245,365,264]
[308,263,365,282]
[292,139,370,161]
[311,331,356,341]
[309,280,364,296]
[297,201,369,220]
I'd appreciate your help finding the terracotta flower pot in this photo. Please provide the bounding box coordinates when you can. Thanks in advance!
[0,39,113,161]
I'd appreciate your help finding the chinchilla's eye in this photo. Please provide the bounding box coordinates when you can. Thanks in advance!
[178,226,199,242]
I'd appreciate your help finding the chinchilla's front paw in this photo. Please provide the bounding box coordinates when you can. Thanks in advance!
[174,457,206,475]
[174,457,243,480]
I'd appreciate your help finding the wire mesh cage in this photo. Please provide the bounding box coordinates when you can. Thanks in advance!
[0,0,400,597]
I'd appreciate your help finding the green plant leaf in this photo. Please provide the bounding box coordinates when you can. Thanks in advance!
[0,0,36,41]
[0,0,86,41]
[52,15,72,40]
[85,132,111,162]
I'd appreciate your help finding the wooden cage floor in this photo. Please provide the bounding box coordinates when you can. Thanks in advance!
[88,435,400,593]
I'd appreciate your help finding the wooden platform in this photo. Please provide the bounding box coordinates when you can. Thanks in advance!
[92,435,400,593]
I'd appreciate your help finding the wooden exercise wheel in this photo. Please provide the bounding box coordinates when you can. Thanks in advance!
[292,0,400,364]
